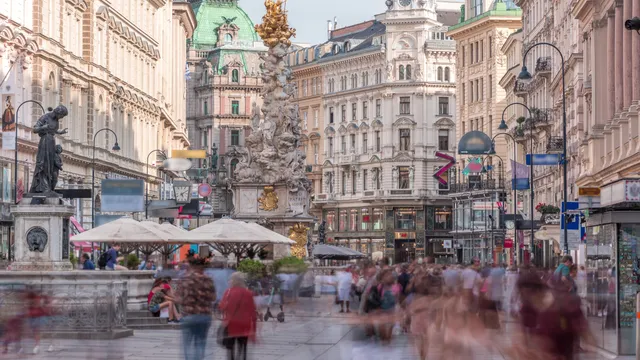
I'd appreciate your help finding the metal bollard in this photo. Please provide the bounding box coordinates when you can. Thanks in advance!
[637,292,640,360]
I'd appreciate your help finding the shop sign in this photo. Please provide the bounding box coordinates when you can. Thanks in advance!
[504,238,514,248]
[395,232,416,239]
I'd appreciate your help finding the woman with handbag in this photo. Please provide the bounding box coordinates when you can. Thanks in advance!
[219,272,257,360]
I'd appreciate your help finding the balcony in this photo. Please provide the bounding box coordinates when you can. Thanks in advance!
[530,108,552,129]
[535,56,552,78]
[315,193,336,203]
[546,136,564,153]
[514,80,528,97]
[338,153,358,164]
[449,179,506,194]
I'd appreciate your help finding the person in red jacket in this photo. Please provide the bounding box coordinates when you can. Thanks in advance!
[219,272,257,360]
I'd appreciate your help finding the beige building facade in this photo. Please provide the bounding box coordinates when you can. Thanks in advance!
[0,0,195,241]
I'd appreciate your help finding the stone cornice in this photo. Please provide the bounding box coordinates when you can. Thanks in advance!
[172,2,197,38]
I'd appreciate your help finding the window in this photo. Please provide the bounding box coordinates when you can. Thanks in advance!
[470,43,474,64]
[361,207,369,230]
[406,65,412,80]
[350,134,356,152]
[399,129,411,151]
[341,135,346,154]
[313,144,319,164]
[469,81,474,102]
[302,80,307,96]
[349,208,358,229]
[462,84,466,105]
[488,75,492,99]
[480,39,484,61]
[376,99,381,117]
[352,102,357,121]
[444,67,450,82]
[395,208,416,229]
[462,45,466,66]
[399,65,405,80]
[311,78,316,95]
[231,130,240,146]
[375,131,381,152]
[341,105,346,122]
[339,208,347,229]
[434,207,452,229]
[398,167,410,189]
[438,129,449,150]
[325,210,336,231]
[224,33,233,43]
[231,100,240,115]
[400,96,411,115]
[489,36,493,57]
[328,137,334,156]
[363,170,368,191]
[230,159,239,178]
[362,133,368,152]
[363,101,368,119]
[480,78,484,100]
[438,97,449,115]
[437,67,443,81]
[352,74,357,88]
[231,69,239,83]
[373,208,384,230]
[303,111,308,129]
[351,171,357,195]
[203,100,208,115]
[314,109,319,127]
[475,41,479,63]
[329,107,334,123]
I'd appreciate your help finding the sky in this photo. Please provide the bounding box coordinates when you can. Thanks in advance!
[241,0,389,45]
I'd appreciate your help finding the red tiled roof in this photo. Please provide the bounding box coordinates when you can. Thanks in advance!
[330,20,376,39]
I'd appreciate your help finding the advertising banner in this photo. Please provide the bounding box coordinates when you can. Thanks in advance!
[2,96,16,151]
[100,179,144,212]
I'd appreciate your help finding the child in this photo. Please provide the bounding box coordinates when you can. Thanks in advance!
[52,144,63,190]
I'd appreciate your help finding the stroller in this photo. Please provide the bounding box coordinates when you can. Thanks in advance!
[255,277,285,323]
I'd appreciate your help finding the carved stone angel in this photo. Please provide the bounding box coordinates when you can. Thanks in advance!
[251,102,261,129]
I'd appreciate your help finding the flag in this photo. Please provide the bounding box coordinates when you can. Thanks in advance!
[511,160,530,190]
[184,63,191,81]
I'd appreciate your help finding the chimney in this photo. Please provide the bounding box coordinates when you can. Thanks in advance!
[327,20,333,39]
[334,16,338,31]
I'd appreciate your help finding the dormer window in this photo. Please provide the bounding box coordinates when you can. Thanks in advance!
[345,42,351,52]
[225,34,233,43]
[232,69,239,83]
[333,44,341,54]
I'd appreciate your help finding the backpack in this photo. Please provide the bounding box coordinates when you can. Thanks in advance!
[97,252,108,269]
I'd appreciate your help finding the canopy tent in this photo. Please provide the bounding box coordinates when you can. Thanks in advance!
[313,244,366,260]
[69,217,204,244]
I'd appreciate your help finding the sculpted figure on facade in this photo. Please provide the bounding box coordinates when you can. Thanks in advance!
[386,62,394,81]
[235,0,310,193]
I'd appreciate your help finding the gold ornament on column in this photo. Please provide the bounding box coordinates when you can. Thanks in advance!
[258,186,279,211]
[288,223,309,259]
[255,0,296,48]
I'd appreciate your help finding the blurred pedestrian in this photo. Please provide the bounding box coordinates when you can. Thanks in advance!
[336,267,353,313]
[105,244,127,271]
[178,257,216,360]
[220,272,257,360]
[81,253,95,270]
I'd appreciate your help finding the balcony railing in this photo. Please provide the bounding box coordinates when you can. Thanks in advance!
[514,80,528,96]
[449,179,506,194]
[547,136,564,153]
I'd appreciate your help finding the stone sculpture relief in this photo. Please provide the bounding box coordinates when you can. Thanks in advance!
[26,227,48,252]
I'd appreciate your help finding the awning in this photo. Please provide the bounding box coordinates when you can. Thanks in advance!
[313,244,366,260]
[189,218,295,245]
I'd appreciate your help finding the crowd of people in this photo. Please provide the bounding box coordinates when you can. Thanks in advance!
[329,255,595,360]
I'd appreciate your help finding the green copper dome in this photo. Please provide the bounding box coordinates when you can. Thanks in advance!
[191,0,259,49]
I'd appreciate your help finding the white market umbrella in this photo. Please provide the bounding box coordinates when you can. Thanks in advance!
[70,217,173,244]
[190,218,295,245]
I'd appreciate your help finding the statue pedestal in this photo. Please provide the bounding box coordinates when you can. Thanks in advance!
[232,183,314,259]
[10,197,75,271]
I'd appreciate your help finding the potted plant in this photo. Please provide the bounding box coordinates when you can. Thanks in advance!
[238,259,266,279]
[535,203,560,214]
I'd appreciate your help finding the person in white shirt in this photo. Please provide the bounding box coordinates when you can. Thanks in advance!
[337,268,354,313]
[461,261,480,312]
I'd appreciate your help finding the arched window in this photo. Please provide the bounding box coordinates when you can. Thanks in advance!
[437,66,443,81]
[406,65,412,80]
[399,65,405,80]
[224,33,233,43]
[345,41,351,51]
[231,69,239,83]
[444,67,450,82]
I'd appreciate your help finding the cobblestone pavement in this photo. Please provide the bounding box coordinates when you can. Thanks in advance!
[0,297,632,360]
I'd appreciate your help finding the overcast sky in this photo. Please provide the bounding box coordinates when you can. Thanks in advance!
[241,0,389,45]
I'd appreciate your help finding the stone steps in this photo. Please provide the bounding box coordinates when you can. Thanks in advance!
[127,323,182,330]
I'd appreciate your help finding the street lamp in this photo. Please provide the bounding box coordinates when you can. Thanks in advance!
[145,149,168,218]
[13,100,46,204]
[519,42,568,255]
[499,102,534,264]
[91,128,121,229]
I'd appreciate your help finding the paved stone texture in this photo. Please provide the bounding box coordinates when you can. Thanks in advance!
[0,297,633,360]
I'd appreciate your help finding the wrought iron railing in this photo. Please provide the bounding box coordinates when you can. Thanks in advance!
[535,56,552,74]
[547,136,564,153]
[449,179,506,193]
[0,281,128,333]
[514,80,528,96]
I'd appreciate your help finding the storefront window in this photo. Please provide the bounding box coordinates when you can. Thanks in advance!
[373,208,384,230]
[360,239,370,255]
[325,210,336,232]
[339,210,348,231]
[463,203,471,230]
[349,209,358,232]
[349,239,358,251]
[361,208,370,231]
[435,207,452,230]
[586,224,617,354]
[371,239,384,255]
[618,224,640,354]
[395,209,416,230]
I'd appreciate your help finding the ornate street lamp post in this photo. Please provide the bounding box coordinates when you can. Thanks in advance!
[145,149,167,219]
[519,43,568,254]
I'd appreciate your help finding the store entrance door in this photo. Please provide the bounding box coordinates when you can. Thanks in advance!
[395,240,415,264]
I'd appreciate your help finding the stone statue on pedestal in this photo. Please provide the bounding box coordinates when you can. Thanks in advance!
[30,105,68,195]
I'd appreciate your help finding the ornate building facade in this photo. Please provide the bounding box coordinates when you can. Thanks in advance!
[447,0,521,264]
[0,0,194,247]
[303,0,461,264]
[185,0,266,185]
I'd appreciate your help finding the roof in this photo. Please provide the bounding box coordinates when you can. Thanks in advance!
[320,21,386,61]
[330,20,376,39]
[190,0,258,49]
[448,0,522,33]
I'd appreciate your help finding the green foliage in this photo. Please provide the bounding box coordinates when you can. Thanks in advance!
[237,259,266,278]
[125,253,140,270]
[69,254,78,267]
[273,256,308,274]
[516,116,526,124]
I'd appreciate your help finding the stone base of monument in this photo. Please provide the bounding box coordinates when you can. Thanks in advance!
[10,197,75,271]
[233,183,314,259]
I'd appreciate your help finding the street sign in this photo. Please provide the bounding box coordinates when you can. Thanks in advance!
[101,179,144,212]
[433,152,455,185]
[526,154,563,166]
[171,150,207,159]
[579,187,601,197]
[198,183,212,197]
[561,201,581,251]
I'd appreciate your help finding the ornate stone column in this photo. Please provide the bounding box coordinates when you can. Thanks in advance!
[623,0,633,108]
[607,12,616,121]
[615,5,624,113]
